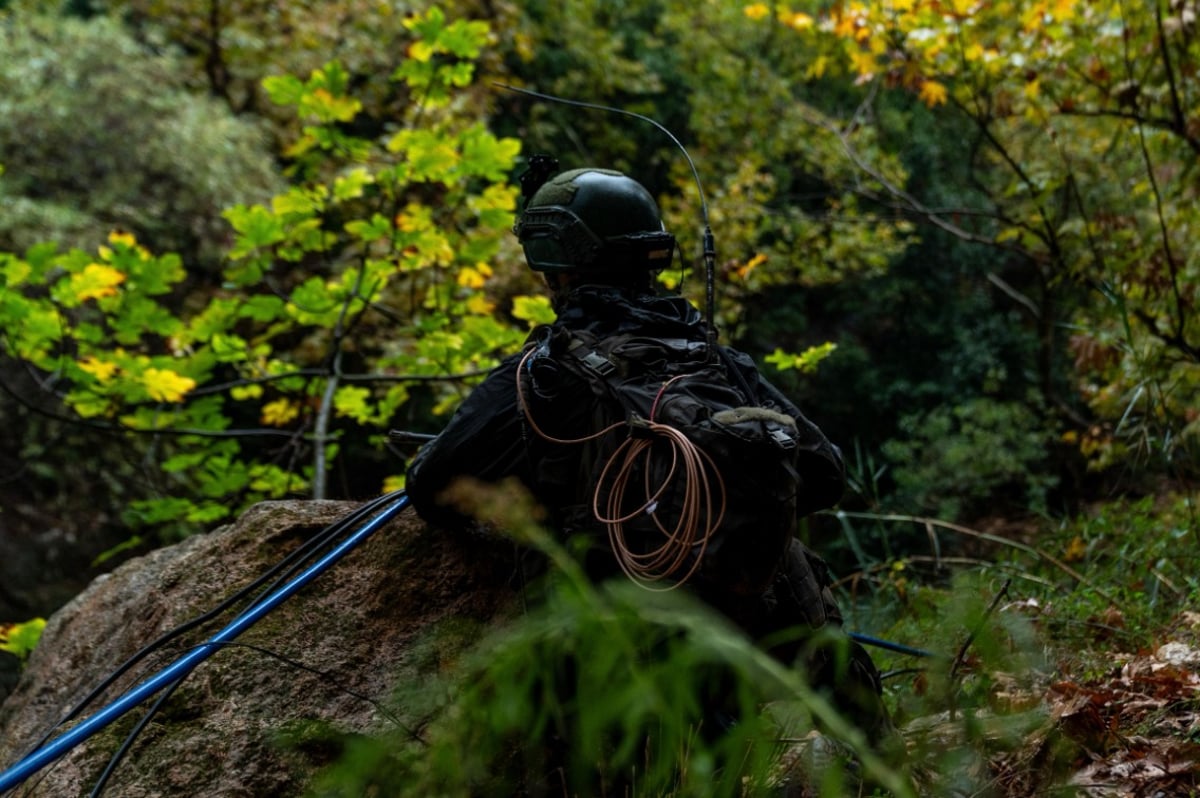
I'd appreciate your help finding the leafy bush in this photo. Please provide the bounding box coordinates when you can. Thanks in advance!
[1036,493,1200,645]
[0,12,283,270]
[882,398,1059,520]
[298,481,912,797]
[0,8,535,537]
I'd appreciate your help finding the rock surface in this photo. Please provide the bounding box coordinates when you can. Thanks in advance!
[0,499,520,797]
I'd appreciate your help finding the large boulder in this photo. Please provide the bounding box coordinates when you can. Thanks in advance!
[0,499,520,797]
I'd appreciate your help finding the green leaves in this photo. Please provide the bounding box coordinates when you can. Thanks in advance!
[263,62,361,124]
[224,204,286,258]
[731,0,1200,473]
[1,7,529,529]
[392,7,490,104]
[765,342,838,374]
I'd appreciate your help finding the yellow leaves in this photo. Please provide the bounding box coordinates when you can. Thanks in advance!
[143,368,196,403]
[511,294,555,328]
[456,262,493,289]
[395,210,423,233]
[1020,2,1048,31]
[455,262,497,313]
[261,398,301,426]
[79,356,119,382]
[98,229,151,263]
[70,263,126,303]
[465,294,495,315]
[107,230,137,248]
[919,79,949,106]
[849,49,879,78]
[743,2,770,21]
[408,40,436,62]
[0,618,46,661]
[833,9,859,38]
[1051,0,1077,21]
[230,383,264,401]
[781,11,814,31]
[736,252,767,279]
[305,87,362,124]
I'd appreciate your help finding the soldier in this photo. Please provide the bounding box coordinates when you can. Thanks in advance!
[405,165,895,755]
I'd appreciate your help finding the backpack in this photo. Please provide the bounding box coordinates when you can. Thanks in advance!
[519,324,803,595]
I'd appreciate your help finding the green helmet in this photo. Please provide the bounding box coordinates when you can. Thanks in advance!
[513,168,676,276]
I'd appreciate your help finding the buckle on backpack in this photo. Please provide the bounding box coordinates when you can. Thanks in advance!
[769,428,797,449]
[580,350,616,376]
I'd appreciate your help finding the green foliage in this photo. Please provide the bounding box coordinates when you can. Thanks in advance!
[746,0,1200,482]
[0,11,282,269]
[310,586,794,797]
[764,342,837,375]
[304,484,913,797]
[882,398,1060,520]
[1037,493,1200,644]
[392,6,491,105]
[496,0,915,339]
[93,0,443,123]
[0,6,535,534]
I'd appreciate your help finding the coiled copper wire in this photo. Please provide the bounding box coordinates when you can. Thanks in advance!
[516,348,727,590]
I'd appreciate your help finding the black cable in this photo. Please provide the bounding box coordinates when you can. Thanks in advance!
[88,679,181,798]
[185,641,419,738]
[86,639,426,798]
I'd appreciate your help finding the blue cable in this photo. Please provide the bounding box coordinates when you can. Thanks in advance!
[849,631,936,659]
[0,491,409,795]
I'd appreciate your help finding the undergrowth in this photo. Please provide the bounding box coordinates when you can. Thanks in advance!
[297,487,1198,797]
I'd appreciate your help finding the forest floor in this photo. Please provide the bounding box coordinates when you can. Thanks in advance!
[847,496,1200,797]
[984,611,1200,797]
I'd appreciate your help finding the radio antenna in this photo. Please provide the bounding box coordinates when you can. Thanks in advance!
[494,82,718,349]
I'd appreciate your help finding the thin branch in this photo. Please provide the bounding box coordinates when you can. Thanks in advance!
[984,272,1041,319]
[311,356,340,501]
[0,372,296,439]
[1119,0,1195,352]
[1153,0,1198,154]
[1133,308,1200,361]
[190,367,492,397]
[1055,106,1187,140]
[795,106,998,247]
[950,577,1011,683]
[832,555,1059,591]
